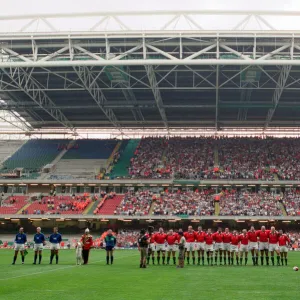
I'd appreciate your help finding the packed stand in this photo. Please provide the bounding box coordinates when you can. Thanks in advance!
[129,138,169,179]
[219,190,283,216]
[114,190,154,216]
[115,230,139,248]
[152,189,215,216]
[282,189,300,216]
[165,137,215,179]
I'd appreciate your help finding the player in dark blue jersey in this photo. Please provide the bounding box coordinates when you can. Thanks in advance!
[12,227,27,265]
[33,227,45,264]
[49,227,62,264]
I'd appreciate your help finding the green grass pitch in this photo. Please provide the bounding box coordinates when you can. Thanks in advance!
[0,249,299,300]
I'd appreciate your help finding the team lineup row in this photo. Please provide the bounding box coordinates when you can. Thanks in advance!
[143,226,290,267]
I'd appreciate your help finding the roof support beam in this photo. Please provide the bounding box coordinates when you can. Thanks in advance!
[264,65,292,129]
[0,67,73,129]
[73,66,122,131]
[145,65,169,130]
[215,65,219,130]
[0,110,32,131]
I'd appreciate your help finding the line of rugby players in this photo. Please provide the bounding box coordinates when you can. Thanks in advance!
[147,225,290,266]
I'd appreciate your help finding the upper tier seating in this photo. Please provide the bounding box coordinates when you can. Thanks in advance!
[0,140,24,164]
[62,139,117,159]
[0,196,28,214]
[3,139,68,170]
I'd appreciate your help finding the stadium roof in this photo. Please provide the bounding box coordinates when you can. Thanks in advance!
[1,10,300,133]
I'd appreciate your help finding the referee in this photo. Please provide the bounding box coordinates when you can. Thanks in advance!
[105,230,117,265]
[12,227,27,265]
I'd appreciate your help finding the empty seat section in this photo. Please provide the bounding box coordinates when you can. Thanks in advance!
[3,139,69,171]
[0,196,28,214]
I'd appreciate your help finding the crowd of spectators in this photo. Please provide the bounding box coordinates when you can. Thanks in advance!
[282,189,300,216]
[219,190,283,216]
[152,189,215,216]
[114,190,154,216]
[115,230,139,248]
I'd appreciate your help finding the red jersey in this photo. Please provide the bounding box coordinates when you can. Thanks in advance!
[166,234,178,245]
[231,234,240,246]
[154,233,167,244]
[184,231,196,243]
[205,233,214,245]
[239,233,249,245]
[80,235,93,250]
[278,235,290,246]
[256,230,270,243]
[213,232,223,243]
[195,231,206,243]
[222,232,232,243]
[268,232,279,244]
[248,230,258,242]
[149,233,155,244]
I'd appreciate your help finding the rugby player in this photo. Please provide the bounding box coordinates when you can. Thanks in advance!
[154,227,167,265]
[239,229,249,265]
[248,226,259,265]
[213,227,224,265]
[166,229,178,265]
[268,226,280,266]
[222,228,232,265]
[147,230,156,265]
[33,227,45,264]
[278,230,290,266]
[204,228,214,266]
[12,227,27,265]
[49,227,62,264]
[195,226,206,265]
[184,226,196,265]
[257,226,270,265]
[230,230,240,265]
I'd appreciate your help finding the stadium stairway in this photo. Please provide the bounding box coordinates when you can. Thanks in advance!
[83,200,100,215]
[214,146,219,166]
[105,141,122,175]
[215,201,220,216]
[16,201,31,214]
[279,192,288,216]
[97,195,124,215]
[148,200,156,215]
[110,139,140,178]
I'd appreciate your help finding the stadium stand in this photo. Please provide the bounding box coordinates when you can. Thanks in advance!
[25,195,91,215]
[94,193,124,215]
[2,139,68,171]
[48,139,118,179]
[114,190,154,216]
[219,190,283,216]
[0,140,24,164]
[0,196,28,214]
[282,189,300,216]
[109,139,139,178]
[152,190,215,216]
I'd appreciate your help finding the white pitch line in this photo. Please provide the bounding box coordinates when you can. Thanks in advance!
[0,251,138,281]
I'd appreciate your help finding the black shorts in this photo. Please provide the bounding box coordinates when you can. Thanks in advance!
[106,246,114,251]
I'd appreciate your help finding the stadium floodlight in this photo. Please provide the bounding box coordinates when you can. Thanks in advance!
[213,220,222,223]
[100,219,109,222]
[78,219,87,222]
[11,219,20,222]
[258,220,268,223]
[56,218,65,222]
[42,184,50,186]
[236,220,245,223]
[191,219,200,223]
[122,220,132,222]
[282,221,291,223]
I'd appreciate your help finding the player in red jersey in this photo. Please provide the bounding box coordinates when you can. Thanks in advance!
[230,230,240,265]
[222,228,232,265]
[147,231,156,265]
[166,229,179,265]
[257,226,270,265]
[184,226,196,265]
[248,226,259,265]
[205,228,214,266]
[195,226,206,265]
[239,229,249,265]
[268,226,280,266]
[213,227,224,265]
[278,230,290,266]
[154,228,167,265]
